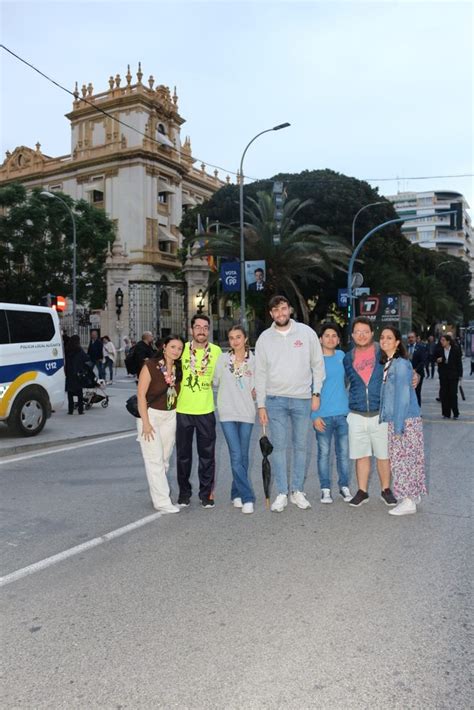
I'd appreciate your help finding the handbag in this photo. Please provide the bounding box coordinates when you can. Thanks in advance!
[125,394,140,418]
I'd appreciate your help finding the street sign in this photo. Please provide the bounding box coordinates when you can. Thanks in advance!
[338,287,370,307]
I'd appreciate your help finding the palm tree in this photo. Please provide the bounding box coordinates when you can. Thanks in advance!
[411,272,460,331]
[186,191,350,323]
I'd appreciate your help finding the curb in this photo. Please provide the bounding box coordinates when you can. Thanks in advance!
[0,428,136,459]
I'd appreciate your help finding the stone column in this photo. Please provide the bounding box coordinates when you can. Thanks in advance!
[182,249,211,337]
[104,240,131,361]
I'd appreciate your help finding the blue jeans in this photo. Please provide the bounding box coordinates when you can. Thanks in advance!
[104,357,114,381]
[220,421,255,503]
[265,396,311,495]
[315,414,350,490]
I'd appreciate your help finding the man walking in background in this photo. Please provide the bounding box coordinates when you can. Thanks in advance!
[407,331,427,406]
[256,295,325,512]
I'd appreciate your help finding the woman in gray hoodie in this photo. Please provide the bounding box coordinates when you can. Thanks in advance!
[214,325,257,514]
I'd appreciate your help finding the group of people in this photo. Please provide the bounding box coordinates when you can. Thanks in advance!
[135,295,428,519]
[87,330,117,384]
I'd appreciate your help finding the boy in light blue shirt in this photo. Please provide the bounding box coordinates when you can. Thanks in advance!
[311,323,352,504]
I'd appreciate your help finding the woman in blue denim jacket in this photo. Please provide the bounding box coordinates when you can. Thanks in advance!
[379,326,427,516]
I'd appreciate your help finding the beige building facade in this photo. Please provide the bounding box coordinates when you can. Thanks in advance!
[0,63,227,341]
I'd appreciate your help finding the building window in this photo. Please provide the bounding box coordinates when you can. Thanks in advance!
[158,192,168,204]
[418,231,434,242]
[159,241,172,253]
[157,123,166,135]
[92,190,104,204]
[160,290,170,310]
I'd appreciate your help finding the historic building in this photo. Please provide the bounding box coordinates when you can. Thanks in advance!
[0,63,227,340]
[387,190,473,297]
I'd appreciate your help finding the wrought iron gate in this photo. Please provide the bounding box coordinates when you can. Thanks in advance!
[128,281,187,342]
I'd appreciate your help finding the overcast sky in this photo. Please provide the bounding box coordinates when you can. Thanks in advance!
[1,0,473,209]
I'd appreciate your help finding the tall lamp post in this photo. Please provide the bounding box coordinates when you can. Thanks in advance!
[239,123,290,330]
[40,191,77,334]
[351,201,386,248]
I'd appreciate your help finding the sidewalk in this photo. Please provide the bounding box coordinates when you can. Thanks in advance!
[0,367,137,458]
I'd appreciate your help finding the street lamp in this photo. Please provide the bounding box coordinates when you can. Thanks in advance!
[351,201,386,248]
[239,122,290,331]
[40,191,77,334]
[115,288,124,318]
[196,288,205,315]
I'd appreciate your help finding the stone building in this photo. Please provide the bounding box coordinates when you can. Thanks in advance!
[0,63,227,342]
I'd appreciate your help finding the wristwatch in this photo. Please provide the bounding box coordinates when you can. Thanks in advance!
[313,392,320,397]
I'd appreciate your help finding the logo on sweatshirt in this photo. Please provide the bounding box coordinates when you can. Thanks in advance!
[293,340,303,348]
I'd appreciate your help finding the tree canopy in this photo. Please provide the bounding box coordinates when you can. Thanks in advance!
[0,183,116,309]
[181,169,472,328]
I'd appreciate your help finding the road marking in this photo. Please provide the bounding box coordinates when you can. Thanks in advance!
[0,431,136,466]
[0,511,163,587]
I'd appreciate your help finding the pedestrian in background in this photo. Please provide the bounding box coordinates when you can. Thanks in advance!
[437,334,463,419]
[214,325,256,515]
[87,329,104,380]
[426,335,437,379]
[176,314,222,508]
[102,335,116,385]
[311,323,352,504]
[407,331,427,406]
[255,295,325,513]
[136,335,185,514]
[65,334,89,415]
[379,326,426,516]
[134,331,158,376]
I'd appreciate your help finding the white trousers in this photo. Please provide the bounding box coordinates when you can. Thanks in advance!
[136,408,176,509]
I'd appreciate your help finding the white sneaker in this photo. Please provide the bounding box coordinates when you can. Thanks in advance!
[271,494,288,513]
[388,497,417,516]
[339,486,352,503]
[242,502,254,514]
[157,503,180,514]
[290,491,312,509]
[320,488,333,504]
[233,497,243,509]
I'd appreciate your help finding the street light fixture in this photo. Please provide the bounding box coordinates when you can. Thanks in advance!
[40,191,77,334]
[351,201,386,248]
[115,288,124,318]
[196,288,205,315]
[239,123,290,331]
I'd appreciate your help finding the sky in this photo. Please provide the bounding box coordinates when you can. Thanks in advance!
[1,0,473,209]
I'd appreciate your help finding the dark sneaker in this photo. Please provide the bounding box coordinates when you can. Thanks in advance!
[349,489,369,507]
[177,497,190,507]
[201,497,215,509]
[381,488,397,506]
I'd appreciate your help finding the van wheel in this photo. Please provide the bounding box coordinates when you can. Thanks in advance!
[9,387,49,437]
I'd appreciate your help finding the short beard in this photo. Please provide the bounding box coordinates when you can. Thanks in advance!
[274,317,290,328]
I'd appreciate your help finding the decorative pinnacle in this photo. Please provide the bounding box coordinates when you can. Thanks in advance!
[148,75,155,89]
[73,81,79,100]
[126,64,132,86]
[87,82,93,96]
[81,84,87,98]
[137,62,143,84]
[173,86,178,105]
[115,74,121,88]
[108,76,114,90]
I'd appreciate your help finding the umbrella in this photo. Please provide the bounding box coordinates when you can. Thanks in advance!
[459,384,466,401]
[259,426,273,508]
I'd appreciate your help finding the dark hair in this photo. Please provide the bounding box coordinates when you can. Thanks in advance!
[254,268,264,275]
[268,295,290,310]
[440,333,452,344]
[102,335,110,341]
[191,313,210,328]
[352,316,373,333]
[379,325,407,363]
[158,335,185,384]
[319,322,341,338]
[65,334,82,355]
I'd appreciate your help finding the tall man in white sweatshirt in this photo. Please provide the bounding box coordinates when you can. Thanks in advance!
[255,295,325,512]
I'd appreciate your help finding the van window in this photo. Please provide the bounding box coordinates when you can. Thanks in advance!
[6,310,55,343]
[0,310,9,345]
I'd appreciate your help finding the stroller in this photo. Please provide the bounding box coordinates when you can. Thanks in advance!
[77,365,109,410]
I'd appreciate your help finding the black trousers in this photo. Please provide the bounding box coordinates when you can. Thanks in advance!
[67,389,84,414]
[415,374,424,406]
[440,377,459,418]
[176,412,216,501]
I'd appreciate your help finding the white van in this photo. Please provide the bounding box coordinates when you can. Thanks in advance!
[0,303,65,436]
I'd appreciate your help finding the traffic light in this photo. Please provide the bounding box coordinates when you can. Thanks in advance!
[450,202,463,231]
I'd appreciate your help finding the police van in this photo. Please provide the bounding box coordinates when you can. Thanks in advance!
[0,303,65,436]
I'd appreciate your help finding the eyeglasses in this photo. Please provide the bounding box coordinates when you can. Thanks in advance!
[353,330,371,336]
[193,326,209,331]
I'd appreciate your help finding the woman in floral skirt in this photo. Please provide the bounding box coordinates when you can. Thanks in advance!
[379,325,427,516]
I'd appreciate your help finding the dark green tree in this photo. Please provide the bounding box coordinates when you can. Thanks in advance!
[184,191,350,323]
[0,183,115,308]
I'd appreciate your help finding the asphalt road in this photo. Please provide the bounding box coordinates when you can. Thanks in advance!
[1,375,472,709]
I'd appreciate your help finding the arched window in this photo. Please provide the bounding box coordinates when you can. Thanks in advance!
[157,123,166,135]
[160,290,170,310]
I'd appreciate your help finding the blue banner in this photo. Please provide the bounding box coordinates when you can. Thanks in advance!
[221,262,240,292]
